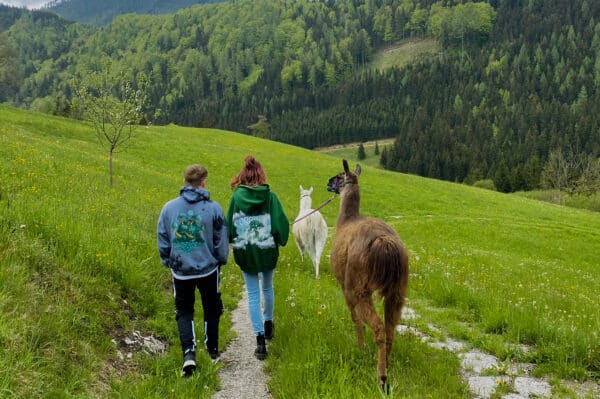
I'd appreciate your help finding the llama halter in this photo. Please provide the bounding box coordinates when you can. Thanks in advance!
[290,194,336,225]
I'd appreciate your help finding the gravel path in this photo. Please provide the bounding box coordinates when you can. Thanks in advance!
[213,290,271,399]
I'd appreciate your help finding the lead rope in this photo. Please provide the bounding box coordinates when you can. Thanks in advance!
[290,194,336,225]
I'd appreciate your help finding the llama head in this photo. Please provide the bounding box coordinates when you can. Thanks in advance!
[327,159,361,194]
[299,185,313,197]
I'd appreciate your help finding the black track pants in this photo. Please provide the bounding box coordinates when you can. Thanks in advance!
[173,268,224,354]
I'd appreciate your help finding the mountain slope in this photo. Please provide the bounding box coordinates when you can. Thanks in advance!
[43,0,226,25]
[1,106,599,396]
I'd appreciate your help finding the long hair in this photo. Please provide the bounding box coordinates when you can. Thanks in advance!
[230,155,267,189]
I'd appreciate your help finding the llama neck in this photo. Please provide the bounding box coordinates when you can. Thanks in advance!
[337,184,360,225]
[300,195,312,211]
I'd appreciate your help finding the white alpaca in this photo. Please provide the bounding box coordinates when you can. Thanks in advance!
[292,186,328,278]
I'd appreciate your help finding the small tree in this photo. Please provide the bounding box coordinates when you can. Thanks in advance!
[576,157,600,195]
[357,143,366,160]
[74,65,147,186]
[374,141,380,155]
[541,149,586,194]
[247,115,270,139]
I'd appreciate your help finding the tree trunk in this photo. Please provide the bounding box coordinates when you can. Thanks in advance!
[109,149,113,186]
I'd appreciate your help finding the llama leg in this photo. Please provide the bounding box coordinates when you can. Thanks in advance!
[344,294,365,348]
[314,240,325,279]
[294,237,305,262]
[354,297,387,389]
[384,293,404,366]
[308,238,318,278]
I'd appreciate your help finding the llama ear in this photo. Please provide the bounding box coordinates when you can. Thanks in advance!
[309,187,313,194]
[343,159,349,173]
[299,185,304,192]
[355,164,361,176]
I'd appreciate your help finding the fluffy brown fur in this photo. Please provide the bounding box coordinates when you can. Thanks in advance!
[328,160,409,391]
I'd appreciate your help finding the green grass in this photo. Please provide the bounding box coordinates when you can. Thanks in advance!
[1,105,599,397]
[516,190,600,213]
[369,38,440,72]
[316,139,393,169]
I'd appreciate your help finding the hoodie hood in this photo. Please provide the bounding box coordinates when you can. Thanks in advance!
[180,185,210,203]
[231,185,270,213]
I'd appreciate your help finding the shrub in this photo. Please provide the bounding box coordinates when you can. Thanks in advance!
[472,179,496,191]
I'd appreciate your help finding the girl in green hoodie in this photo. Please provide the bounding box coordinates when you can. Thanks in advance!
[226,155,289,360]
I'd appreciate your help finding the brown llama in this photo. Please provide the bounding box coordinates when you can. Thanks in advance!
[327,159,409,391]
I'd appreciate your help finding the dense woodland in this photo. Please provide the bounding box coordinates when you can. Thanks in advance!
[0,0,599,192]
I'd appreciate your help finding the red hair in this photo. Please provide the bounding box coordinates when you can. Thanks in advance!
[230,155,267,189]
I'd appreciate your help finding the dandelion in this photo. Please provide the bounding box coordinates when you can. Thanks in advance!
[320,304,326,310]
[290,302,295,308]
[19,224,26,229]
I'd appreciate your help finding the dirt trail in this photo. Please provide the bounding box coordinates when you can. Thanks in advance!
[212,291,271,399]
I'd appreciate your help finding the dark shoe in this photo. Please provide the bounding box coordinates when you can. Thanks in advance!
[264,320,274,340]
[208,349,220,363]
[181,351,196,377]
[254,333,267,360]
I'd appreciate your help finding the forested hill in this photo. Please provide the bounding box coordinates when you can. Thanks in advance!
[1,0,599,193]
[43,0,226,26]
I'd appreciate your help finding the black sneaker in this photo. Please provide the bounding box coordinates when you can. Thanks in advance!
[208,349,220,362]
[264,320,274,340]
[254,333,267,360]
[181,351,196,377]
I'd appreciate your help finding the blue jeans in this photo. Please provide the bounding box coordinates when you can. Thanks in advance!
[242,270,274,336]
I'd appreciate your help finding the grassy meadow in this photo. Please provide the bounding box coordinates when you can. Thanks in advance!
[1,105,599,398]
[316,139,394,169]
[368,38,440,72]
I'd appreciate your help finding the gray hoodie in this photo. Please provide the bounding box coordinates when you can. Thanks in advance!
[157,185,228,279]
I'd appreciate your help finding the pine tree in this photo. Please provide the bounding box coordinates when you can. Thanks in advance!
[357,143,366,160]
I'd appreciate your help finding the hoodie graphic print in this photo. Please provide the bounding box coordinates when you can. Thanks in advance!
[231,211,275,250]
[173,210,206,252]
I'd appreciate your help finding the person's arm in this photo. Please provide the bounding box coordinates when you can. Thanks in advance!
[157,207,171,266]
[270,192,289,247]
[212,205,229,265]
[225,195,236,243]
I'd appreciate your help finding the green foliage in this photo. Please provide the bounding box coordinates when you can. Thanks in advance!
[1,0,600,196]
[472,179,496,191]
[357,142,366,160]
[2,106,600,396]
[247,115,270,139]
[73,63,147,186]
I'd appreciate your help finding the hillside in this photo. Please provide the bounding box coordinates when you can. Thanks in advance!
[1,0,598,197]
[43,0,226,26]
[1,106,599,397]
[368,38,440,72]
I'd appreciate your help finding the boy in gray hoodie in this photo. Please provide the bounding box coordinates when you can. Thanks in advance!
[157,164,228,377]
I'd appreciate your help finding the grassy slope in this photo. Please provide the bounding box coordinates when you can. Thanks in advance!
[369,38,440,71]
[1,105,599,397]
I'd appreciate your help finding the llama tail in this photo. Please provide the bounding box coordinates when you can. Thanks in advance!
[367,235,409,298]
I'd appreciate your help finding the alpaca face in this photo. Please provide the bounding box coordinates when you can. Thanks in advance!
[327,159,361,194]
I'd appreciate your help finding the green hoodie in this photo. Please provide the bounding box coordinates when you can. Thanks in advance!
[226,185,289,274]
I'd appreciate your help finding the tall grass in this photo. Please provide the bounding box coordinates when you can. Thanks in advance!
[1,105,599,397]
